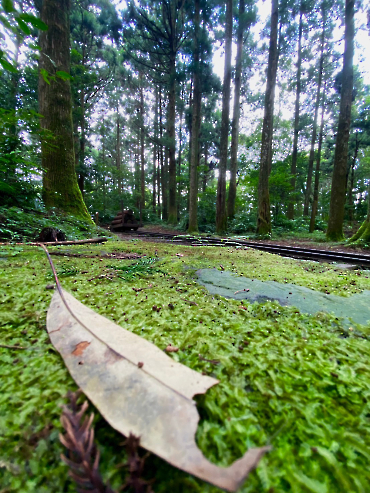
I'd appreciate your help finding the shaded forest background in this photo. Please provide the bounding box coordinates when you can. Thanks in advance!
[1,0,370,242]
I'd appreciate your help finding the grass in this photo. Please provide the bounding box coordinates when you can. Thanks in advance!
[1,239,370,492]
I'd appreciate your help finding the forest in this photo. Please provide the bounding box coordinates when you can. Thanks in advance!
[0,0,369,242]
[2,0,370,492]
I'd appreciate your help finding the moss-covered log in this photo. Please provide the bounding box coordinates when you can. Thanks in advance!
[39,0,91,222]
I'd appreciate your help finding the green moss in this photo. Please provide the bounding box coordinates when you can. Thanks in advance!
[0,206,107,241]
[1,241,370,492]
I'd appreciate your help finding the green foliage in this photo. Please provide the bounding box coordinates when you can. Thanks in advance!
[0,108,43,208]
[0,0,47,72]
[229,211,257,234]
[1,241,370,492]
[0,207,105,241]
[107,257,160,280]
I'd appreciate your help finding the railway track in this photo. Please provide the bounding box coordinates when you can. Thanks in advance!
[121,230,370,268]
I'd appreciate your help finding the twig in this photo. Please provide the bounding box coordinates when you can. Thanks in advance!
[180,298,198,306]
[0,238,108,246]
[198,355,220,365]
[0,344,29,350]
[49,252,142,259]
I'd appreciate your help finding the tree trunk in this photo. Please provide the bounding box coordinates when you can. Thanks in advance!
[159,89,168,220]
[346,131,358,221]
[309,82,326,233]
[227,0,246,220]
[326,0,354,241]
[39,0,90,220]
[116,106,122,198]
[188,0,201,233]
[304,9,326,217]
[153,88,158,214]
[140,82,145,223]
[202,145,209,193]
[216,0,233,234]
[256,0,279,235]
[178,84,184,221]
[78,82,85,197]
[287,8,303,220]
[167,49,177,224]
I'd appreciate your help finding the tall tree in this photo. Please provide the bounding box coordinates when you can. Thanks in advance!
[188,0,201,233]
[256,0,279,235]
[287,3,303,219]
[124,1,187,224]
[216,0,233,234]
[39,0,90,220]
[309,80,327,233]
[227,0,254,220]
[305,3,326,218]
[326,0,354,240]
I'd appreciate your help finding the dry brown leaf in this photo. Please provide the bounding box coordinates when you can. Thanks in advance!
[47,289,270,492]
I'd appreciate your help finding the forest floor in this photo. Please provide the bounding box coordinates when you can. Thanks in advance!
[123,224,370,255]
[1,236,370,492]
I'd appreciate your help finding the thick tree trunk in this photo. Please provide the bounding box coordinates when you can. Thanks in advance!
[327,0,354,241]
[309,83,326,233]
[287,8,303,220]
[227,0,245,220]
[304,10,325,217]
[39,0,90,220]
[216,0,233,234]
[188,0,201,233]
[256,0,279,235]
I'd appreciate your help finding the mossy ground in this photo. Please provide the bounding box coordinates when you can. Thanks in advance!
[0,206,107,242]
[1,239,370,492]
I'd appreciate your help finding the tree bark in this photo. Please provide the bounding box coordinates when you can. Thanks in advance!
[346,131,358,221]
[39,0,90,220]
[188,0,201,233]
[256,0,279,235]
[309,82,326,233]
[227,0,246,220]
[167,46,177,223]
[287,7,303,220]
[216,0,233,234]
[326,0,354,241]
[140,81,145,224]
[153,88,158,214]
[304,9,326,217]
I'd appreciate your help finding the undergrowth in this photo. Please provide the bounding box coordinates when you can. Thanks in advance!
[1,240,370,492]
[0,206,108,241]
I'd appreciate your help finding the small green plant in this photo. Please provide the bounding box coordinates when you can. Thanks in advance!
[108,257,160,280]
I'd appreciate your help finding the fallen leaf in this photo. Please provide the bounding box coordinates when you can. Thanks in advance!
[47,289,269,492]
